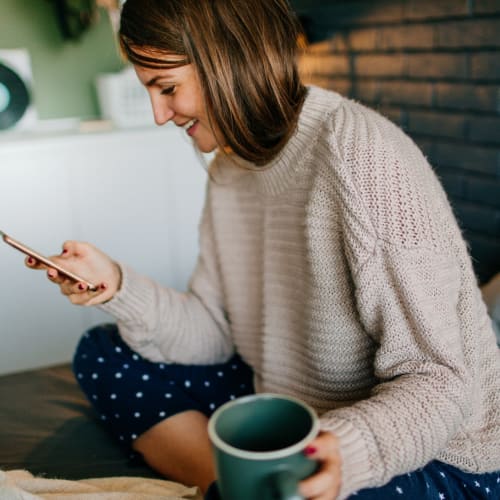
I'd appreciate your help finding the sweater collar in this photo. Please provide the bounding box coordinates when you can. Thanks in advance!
[210,86,341,195]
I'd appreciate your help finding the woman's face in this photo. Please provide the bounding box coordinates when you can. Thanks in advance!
[134,57,221,153]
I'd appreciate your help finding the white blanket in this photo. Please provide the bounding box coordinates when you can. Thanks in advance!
[0,470,202,500]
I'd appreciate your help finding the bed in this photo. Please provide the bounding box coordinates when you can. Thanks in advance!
[0,363,159,480]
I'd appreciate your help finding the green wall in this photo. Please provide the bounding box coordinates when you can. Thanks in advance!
[0,0,124,120]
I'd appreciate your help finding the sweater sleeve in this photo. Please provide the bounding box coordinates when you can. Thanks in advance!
[319,100,476,498]
[98,186,234,364]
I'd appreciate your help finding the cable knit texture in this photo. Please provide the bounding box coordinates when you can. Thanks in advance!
[101,86,500,498]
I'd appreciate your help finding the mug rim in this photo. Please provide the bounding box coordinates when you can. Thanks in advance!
[207,393,320,461]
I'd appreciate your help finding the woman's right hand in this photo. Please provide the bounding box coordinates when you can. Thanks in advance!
[25,240,122,306]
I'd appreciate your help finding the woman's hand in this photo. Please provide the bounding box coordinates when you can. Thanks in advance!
[25,240,121,306]
[299,431,342,500]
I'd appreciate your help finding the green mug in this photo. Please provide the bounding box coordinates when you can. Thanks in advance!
[208,393,320,500]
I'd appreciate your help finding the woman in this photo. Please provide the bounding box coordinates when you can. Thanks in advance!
[28,0,500,498]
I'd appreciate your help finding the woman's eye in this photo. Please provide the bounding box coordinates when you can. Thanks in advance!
[161,86,176,95]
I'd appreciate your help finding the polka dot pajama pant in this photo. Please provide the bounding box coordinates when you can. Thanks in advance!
[72,323,254,449]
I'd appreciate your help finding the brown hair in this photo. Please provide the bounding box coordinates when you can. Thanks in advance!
[119,0,306,165]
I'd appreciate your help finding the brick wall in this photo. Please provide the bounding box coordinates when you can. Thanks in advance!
[294,0,500,284]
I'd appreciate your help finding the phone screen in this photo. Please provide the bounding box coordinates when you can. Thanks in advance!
[1,230,97,291]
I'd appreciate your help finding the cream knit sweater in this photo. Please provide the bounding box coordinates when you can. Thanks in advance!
[102,86,500,498]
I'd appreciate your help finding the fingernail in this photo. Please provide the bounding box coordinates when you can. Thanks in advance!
[27,257,34,264]
[100,283,107,290]
[62,249,68,254]
[48,271,56,278]
[304,446,317,456]
[78,283,86,290]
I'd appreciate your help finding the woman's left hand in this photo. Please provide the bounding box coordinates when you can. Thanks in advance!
[298,431,342,500]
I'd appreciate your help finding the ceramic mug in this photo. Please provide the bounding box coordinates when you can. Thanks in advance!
[208,393,320,500]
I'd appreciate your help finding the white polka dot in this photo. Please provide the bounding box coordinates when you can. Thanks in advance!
[159,411,166,417]
[142,374,150,381]
[115,413,120,418]
[77,373,83,379]
[119,435,124,441]
[131,433,137,439]
[97,357,105,363]
[165,393,172,398]
[231,364,238,370]
[132,354,139,361]
[159,364,165,369]
[184,380,191,387]
[134,412,141,418]
[217,371,224,377]
[136,392,143,398]
[123,364,129,369]
[101,415,107,420]
[92,373,98,379]
[204,381,210,387]
[92,395,98,400]
[115,372,122,379]
[209,403,215,410]
[110,393,117,399]
[230,395,235,400]
[115,346,122,353]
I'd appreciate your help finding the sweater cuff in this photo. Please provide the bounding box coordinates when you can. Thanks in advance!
[98,264,154,327]
[320,418,373,499]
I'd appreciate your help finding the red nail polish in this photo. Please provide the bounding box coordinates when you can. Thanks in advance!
[27,257,34,264]
[304,446,317,456]
[100,283,107,290]
[78,283,85,290]
[62,249,68,254]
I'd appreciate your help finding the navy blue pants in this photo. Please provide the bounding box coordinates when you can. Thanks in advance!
[74,324,500,499]
[73,324,254,447]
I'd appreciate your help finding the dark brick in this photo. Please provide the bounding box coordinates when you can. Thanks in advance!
[348,28,378,52]
[470,53,500,81]
[378,24,435,51]
[438,170,466,197]
[437,19,500,48]
[405,0,469,20]
[434,83,499,112]
[474,0,500,15]
[355,54,405,77]
[453,201,500,237]
[468,116,500,144]
[303,1,405,27]
[351,80,380,103]
[376,105,405,126]
[464,175,500,207]
[408,111,466,139]
[299,53,350,77]
[305,36,348,54]
[433,143,498,175]
[413,138,435,159]
[377,81,433,107]
[407,53,467,79]
[462,232,500,284]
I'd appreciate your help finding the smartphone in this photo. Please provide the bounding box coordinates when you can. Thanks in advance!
[1,230,98,291]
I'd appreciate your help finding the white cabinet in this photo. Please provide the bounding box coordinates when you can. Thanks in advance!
[0,126,207,375]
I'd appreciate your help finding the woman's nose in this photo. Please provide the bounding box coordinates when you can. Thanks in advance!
[150,96,174,126]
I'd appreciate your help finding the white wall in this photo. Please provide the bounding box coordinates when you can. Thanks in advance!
[0,125,207,375]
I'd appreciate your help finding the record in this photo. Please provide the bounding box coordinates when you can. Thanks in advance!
[0,62,30,130]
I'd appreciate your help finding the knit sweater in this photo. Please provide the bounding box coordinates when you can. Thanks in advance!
[101,86,500,498]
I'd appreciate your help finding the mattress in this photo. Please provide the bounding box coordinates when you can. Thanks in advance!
[0,363,159,480]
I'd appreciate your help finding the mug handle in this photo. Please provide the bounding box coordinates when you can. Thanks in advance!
[271,470,303,500]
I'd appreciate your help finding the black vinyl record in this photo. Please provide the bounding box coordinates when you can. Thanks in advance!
[0,62,30,130]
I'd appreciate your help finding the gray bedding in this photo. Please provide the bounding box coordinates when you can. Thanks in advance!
[0,364,159,480]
